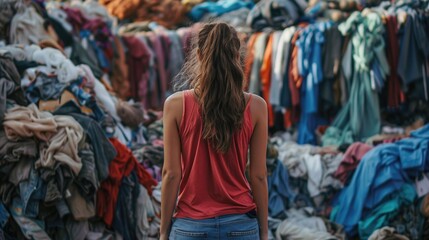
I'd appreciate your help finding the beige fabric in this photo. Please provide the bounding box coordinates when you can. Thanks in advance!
[3,104,58,142]
[37,115,83,175]
[4,104,83,174]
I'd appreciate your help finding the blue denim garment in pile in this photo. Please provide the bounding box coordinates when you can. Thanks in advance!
[112,171,139,240]
[169,213,259,239]
[331,124,429,236]
[19,165,46,218]
[268,159,296,218]
[0,203,9,228]
[9,197,51,240]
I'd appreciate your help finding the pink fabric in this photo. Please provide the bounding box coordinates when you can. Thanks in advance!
[333,143,372,184]
[174,90,256,219]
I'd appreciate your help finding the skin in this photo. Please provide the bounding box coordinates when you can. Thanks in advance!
[160,90,268,240]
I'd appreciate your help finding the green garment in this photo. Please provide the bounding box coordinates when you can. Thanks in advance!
[358,184,416,239]
[322,11,389,146]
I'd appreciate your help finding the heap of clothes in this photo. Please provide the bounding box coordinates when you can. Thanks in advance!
[0,1,167,239]
[267,124,429,240]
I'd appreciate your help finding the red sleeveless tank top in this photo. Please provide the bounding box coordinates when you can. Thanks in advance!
[174,90,256,219]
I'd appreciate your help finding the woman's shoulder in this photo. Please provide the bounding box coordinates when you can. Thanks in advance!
[163,91,185,112]
[245,93,266,108]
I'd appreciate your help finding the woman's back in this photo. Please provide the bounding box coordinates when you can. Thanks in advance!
[160,22,268,240]
[175,89,256,219]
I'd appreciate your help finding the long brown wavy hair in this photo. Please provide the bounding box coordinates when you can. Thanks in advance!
[174,22,246,153]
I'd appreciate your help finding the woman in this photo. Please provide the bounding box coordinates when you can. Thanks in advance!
[160,22,268,240]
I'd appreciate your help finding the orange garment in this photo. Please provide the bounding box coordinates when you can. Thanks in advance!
[100,0,188,28]
[244,33,261,90]
[260,34,274,127]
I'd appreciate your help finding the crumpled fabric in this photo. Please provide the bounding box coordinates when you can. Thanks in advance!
[268,159,296,218]
[358,184,416,240]
[97,138,157,226]
[0,129,37,167]
[30,47,81,83]
[9,6,53,45]
[333,142,372,184]
[331,124,429,236]
[276,208,338,240]
[3,104,58,142]
[0,1,14,41]
[247,0,306,31]
[116,100,145,129]
[322,11,389,146]
[9,198,51,240]
[37,115,83,175]
[3,104,83,174]
[213,8,252,32]
[278,142,325,197]
[368,227,409,240]
[189,0,253,21]
[0,55,27,122]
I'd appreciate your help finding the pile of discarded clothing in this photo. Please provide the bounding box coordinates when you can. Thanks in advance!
[267,124,429,239]
[0,1,167,239]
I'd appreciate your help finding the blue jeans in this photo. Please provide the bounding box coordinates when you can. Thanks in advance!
[169,213,259,239]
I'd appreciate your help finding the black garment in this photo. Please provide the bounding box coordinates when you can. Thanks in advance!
[69,41,103,79]
[112,171,139,240]
[76,143,98,201]
[320,27,343,116]
[280,35,293,109]
[398,11,429,101]
[0,55,27,122]
[47,16,74,47]
[54,101,116,182]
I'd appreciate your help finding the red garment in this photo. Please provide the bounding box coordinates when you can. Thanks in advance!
[97,138,157,226]
[333,143,372,184]
[385,15,405,108]
[62,7,88,33]
[122,36,151,103]
[175,90,256,219]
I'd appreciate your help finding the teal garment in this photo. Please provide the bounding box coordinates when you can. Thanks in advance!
[358,184,416,239]
[322,12,389,146]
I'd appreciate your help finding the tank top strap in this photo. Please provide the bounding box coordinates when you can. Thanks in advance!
[244,93,253,130]
[180,90,197,132]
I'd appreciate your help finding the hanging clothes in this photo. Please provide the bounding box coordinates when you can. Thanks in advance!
[322,11,389,146]
[260,34,275,127]
[296,21,332,145]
